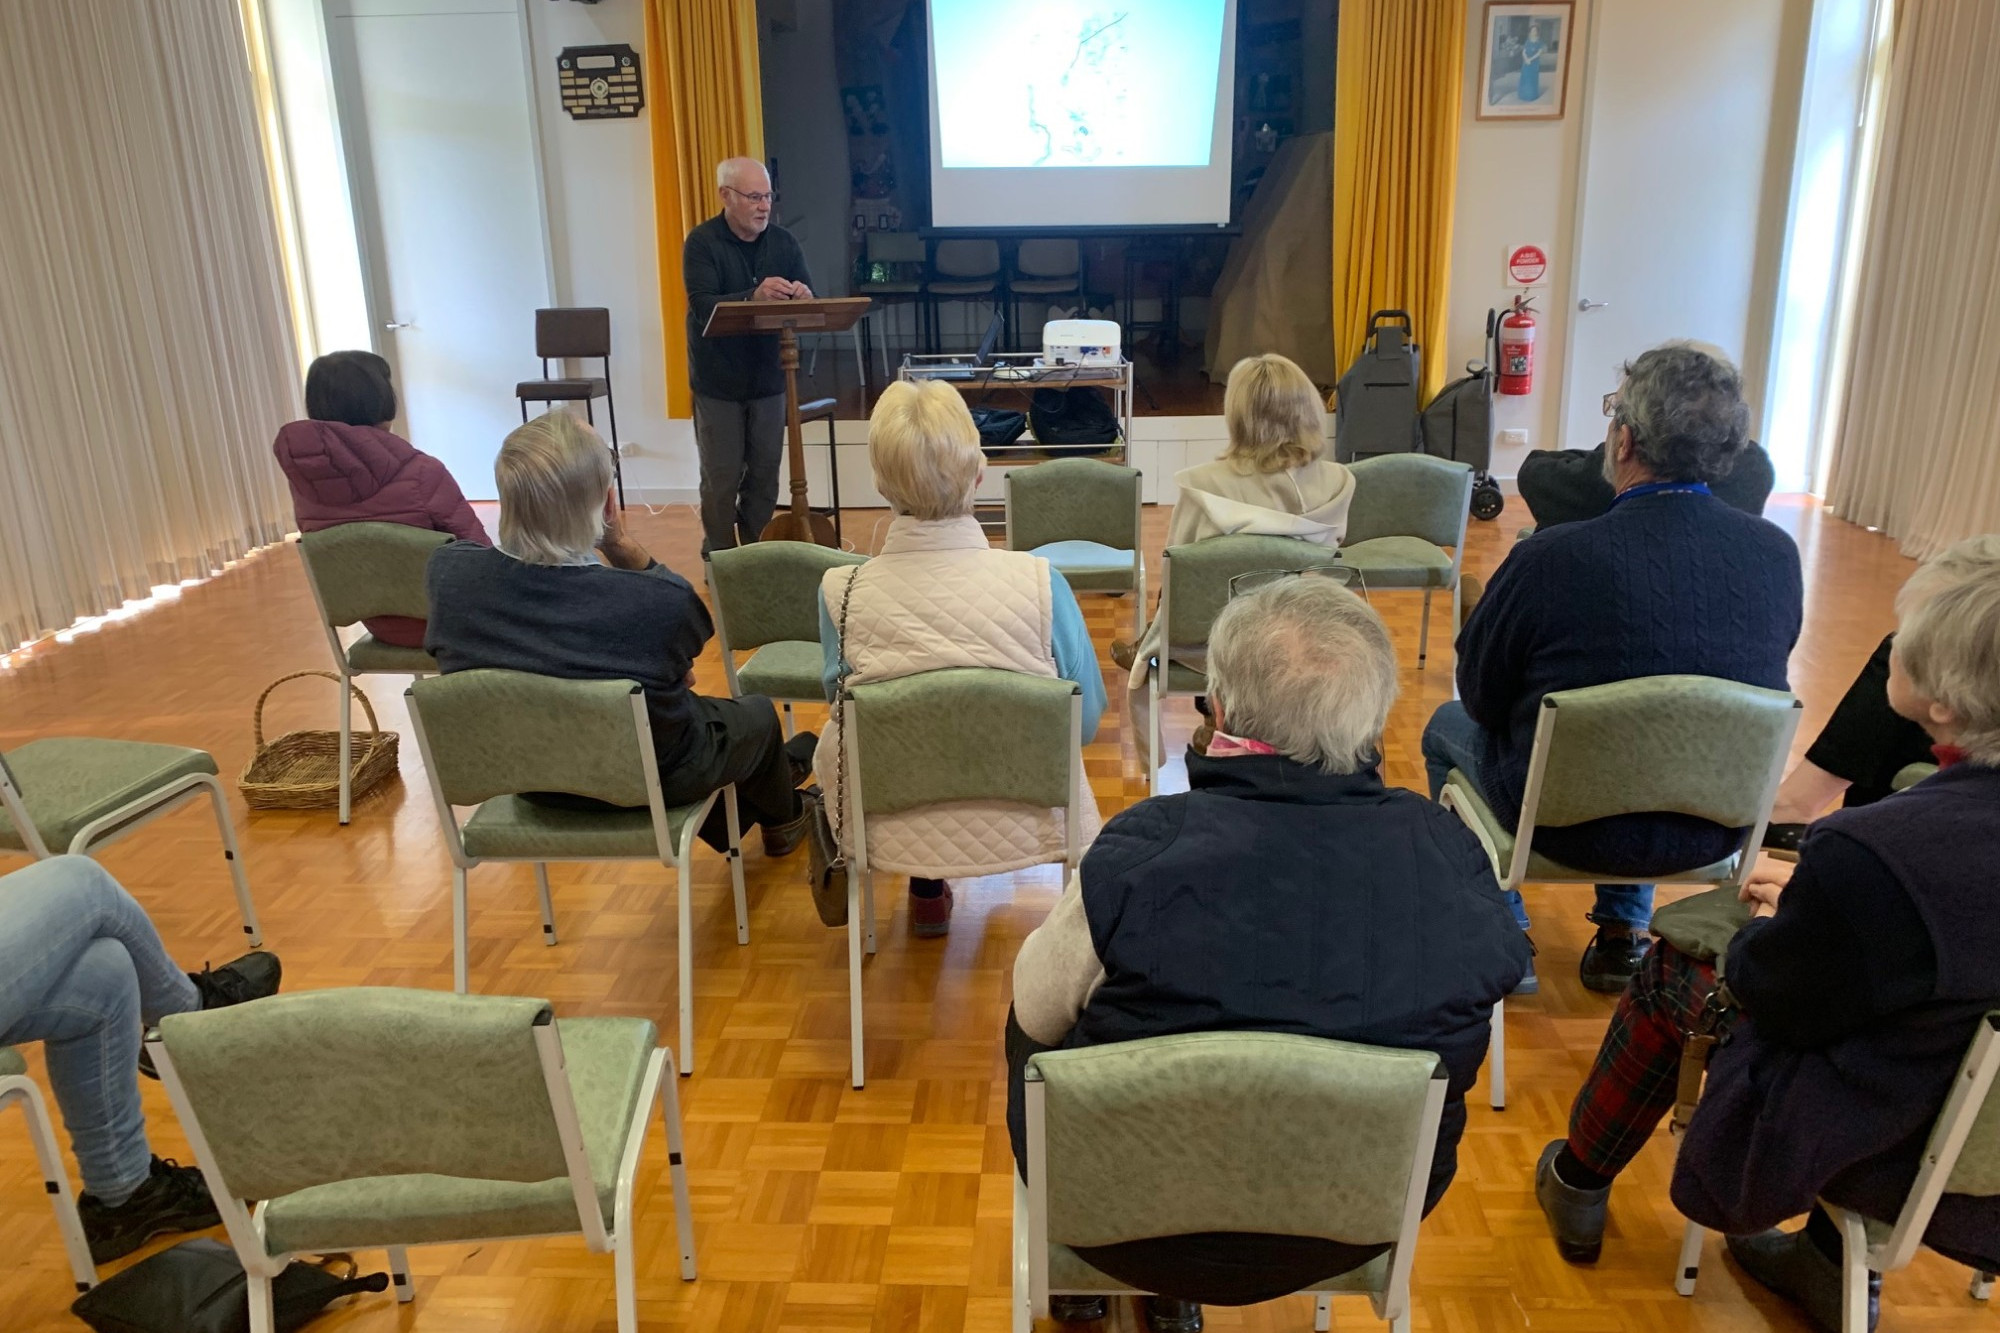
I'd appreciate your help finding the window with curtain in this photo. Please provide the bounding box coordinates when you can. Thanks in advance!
[0,0,301,655]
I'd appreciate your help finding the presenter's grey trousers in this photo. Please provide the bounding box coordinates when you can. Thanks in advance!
[694,391,787,553]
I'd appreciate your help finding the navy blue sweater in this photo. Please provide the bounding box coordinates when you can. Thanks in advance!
[1455,489,1802,875]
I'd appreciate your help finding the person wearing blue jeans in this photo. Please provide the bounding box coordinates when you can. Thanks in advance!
[0,856,281,1261]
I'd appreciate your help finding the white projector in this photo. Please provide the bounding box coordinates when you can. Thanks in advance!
[1042,319,1122,367]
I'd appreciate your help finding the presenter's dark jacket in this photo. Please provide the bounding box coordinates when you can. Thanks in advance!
[1454,487,1802,876]
[682,213,814,402]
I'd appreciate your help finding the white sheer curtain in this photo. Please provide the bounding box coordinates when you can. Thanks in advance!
[0,0,300,652]
[1823,0,2000,558]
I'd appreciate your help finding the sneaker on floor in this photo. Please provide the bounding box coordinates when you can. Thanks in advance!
[784,731,820,787]
[1144,1297,1204,1333]
[763,788,817,858]
[1578,927,1650,994]
[143,951,282,1079]
[910,879,953,938]
[1534,1139,1609,1265]
[1728,1227,1879,1333]
[1049,1295,1109,1323]
[78,1156,221,1263]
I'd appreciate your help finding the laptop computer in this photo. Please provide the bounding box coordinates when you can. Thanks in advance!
[931,311,1005,379]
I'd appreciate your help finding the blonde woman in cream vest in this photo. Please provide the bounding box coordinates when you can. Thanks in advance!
[1119,352,1355,764]
[815,381,1106,938]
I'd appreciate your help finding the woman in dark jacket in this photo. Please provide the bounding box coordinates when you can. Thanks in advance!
[274,351,488,646]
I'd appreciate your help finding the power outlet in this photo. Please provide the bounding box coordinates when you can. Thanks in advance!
[1498,428,1529,450]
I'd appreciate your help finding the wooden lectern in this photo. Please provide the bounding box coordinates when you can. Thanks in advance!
[701,295,870,546]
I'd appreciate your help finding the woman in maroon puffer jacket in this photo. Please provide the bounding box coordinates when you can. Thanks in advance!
[274,351,490,647]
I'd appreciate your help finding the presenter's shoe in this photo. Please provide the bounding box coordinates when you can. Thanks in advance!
[1535,1140,1609,1264]
[1144,1298,1203,1333]
[1049,1296,1109,1323]
[910,879,953,938]
[79,1157,222,1263]
[764,790,818,858]
[1579,926,1650,994]
[139,951,283,1079]
[1728,1228,1880,1333]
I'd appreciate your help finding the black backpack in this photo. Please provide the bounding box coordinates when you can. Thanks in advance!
[1029,386,1120,450]
[970,406,1027,448]
[72,1239,388,1333]
[1334,310,1423,463]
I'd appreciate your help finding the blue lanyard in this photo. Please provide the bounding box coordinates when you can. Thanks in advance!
[1611,480,1711,507]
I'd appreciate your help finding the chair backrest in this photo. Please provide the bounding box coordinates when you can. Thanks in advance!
[0,1045,24,1078]
[1006,458,1141,553]
[1027,1031,1444,1248]
[1343,454,1473,549]
[935,239,1000,279]
[1160,534,1345,654]
[866,231,926,266]
[1868,1013,2000,1272]
[1017,238,1080,279]
[846,668,1077,816]
[298,523,450,628]
[1524,676,1800,829]
[407,669,654,809]
[1892,762,1939,793]
[707,541,866,651]
[155,988,579,1201]
[535,306,610,360]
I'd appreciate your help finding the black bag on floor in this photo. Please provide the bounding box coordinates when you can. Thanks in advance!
[71,1238,388,1333]
[1029,386,1119,448]
[1421,310,1495,473]
[970,406,1027,448]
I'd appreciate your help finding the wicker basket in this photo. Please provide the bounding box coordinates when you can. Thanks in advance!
[239,671,400,811]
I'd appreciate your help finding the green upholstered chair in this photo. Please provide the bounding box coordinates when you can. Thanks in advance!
[1015,1032,1448,1333]
[1338,455,1474,669]
[1675,1013,2000,1323]
[0,741,262,947]
[147,988,695,1332]
[1439,675,1801,1110]
[1004,458,1146,636]
[840,668,1082,1088]
[1144,534,1347,792]
[297,523,452,824]
[705,542,867,737]
[0,1046,96,1293]
[405,670,746,1074]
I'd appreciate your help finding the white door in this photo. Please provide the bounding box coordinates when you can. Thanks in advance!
[326,0,550,497]
[1559,0,1793,451]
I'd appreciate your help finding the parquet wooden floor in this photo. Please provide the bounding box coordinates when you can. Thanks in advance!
[0,495,1971,1333]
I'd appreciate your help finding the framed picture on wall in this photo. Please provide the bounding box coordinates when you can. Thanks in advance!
[1478,1,1574,120]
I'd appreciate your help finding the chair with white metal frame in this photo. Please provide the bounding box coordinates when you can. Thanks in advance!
[1438,675,1800,1110]
[840,667,1082,1089]
[0,1046,96,1294]
[148,987,696,1333]
[1014,1031,1448,1333]
[0,745,262,947]
[1336,454,1473,669]
[405,669,747,1073]
[706,541,866,738]
[1673,1012,2000,1328]
[1004,458,1145,638]
[296,522,451,825]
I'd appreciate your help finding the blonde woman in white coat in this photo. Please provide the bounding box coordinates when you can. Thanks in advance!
[1118,353,1356,766]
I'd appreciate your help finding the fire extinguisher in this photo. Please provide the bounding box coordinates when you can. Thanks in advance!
[1497,295,1536,396]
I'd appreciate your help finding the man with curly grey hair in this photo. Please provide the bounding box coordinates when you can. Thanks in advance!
[1421,340,1803,993]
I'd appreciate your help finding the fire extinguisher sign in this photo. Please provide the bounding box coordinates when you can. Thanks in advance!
[1506,243,1550,288]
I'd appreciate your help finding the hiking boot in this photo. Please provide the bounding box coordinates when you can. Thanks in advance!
[1728,1227,1879,1333]
[1579,926,1650,994]
[910,879,953,937]
[763,789,817,858]
[1535,1139,1609,1264]
[142,951,282,1078]
[1111,639,1138,671]
[78,1156,221,1263]
[1145,1297,1204,1332]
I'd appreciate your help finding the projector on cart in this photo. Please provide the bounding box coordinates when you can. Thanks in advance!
[1042,319,1123,367]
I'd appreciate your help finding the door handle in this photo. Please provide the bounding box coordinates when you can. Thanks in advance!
[1577,299,1610,312]
[383,320,414,330]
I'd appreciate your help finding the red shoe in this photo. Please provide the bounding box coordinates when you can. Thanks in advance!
[910,879,953,937]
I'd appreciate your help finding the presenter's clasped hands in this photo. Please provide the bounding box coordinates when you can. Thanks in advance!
[753,276,813,301]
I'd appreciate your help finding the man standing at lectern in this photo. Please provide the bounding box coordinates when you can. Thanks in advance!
[684,156,814,553]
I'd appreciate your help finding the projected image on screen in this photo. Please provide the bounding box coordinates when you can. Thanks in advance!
[932,0,1226,170]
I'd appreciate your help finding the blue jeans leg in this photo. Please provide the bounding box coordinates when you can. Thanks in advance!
[1592,884,1655,930]
[0,857,202,1202]
[1421,703,1531,931]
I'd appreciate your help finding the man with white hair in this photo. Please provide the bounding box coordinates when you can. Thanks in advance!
[683,156,814,553]
[1008,576,1529,1331]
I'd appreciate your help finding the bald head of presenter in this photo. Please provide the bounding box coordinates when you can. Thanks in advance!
[683,156,814,553]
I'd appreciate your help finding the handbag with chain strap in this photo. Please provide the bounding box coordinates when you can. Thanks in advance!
[807,564,864,927]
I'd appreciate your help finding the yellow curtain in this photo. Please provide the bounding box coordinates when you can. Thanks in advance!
[1331,0,1464,401]
[644,0,765,418]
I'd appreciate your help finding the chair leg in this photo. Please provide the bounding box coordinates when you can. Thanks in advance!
[862,869,877,956]
[199,776,262,946]
[452,866,470,994]
[1488,997,1506,1110]
[1973,1271,1995,1301]
[781,702,795,740]
[848,872,865,1089]
[7,1082,95,1290]
[1418,590,1433,670]
[534,864,558,946]
[1314,1294,1333,1331]
[387,1247,413,1304]
[1835,1208,1873,1333]
[247,1269,275,1333]
[1675,1220,1705,1296]
[614,1221,638,1333]
[657,1052,698,1279]
[604,382,625,510]
[337,678,353,825]
[1013,1173,1033,1333]
[676,852,694,1077]
[1147,671,1162,794]
[1389,1310,1409,1333]
[726,786,748,945]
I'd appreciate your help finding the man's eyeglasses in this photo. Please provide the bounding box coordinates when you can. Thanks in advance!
[723,186,778,206]
[1227,564,1365,600]
[1601,391,1621,418]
